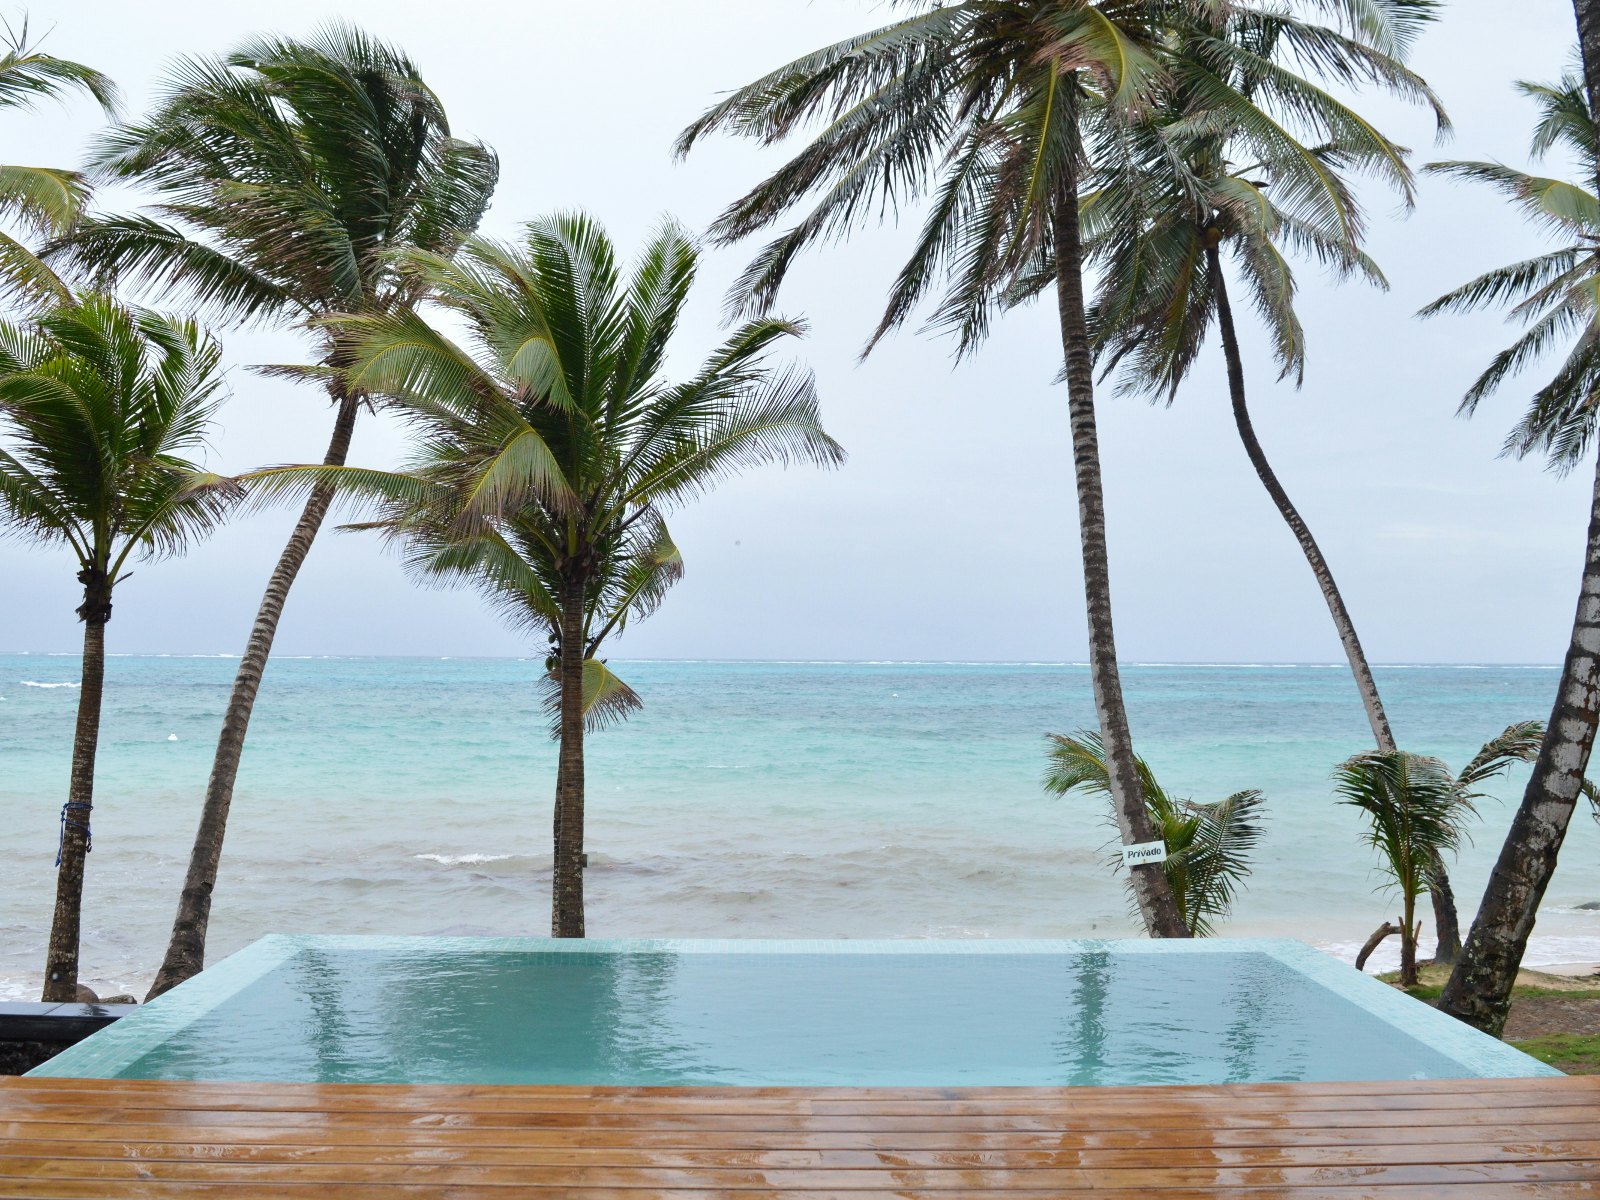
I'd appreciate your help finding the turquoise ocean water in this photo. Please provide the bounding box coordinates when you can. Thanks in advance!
[2,654,1598,999]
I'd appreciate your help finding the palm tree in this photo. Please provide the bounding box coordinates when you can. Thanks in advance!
[0,293,230,1001]
[1421,66,1600,1035]
[0,19,116,305]
[48,25,499,999]
[1335,752,1464,987]
[243,214,843,936]
[1073,3,1454,952]
[675,0,1209,935]
[1335,723,1541,987]
[1045,731,1264,935]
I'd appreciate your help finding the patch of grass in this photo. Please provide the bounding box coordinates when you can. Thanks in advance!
[1511,1033,1600,1075]
[1396,982,1442,1001]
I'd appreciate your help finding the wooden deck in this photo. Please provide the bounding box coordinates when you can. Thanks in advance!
[2,1074,1598,1197]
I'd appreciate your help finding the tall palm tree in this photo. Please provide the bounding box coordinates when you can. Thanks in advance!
[0,293,230,1001]
[244,214,843,936]
[1335,722,1542,987]
[675,0,1205,935]
[0,19,116,305]
[1072,3,1453,951]
[677,1,1441,938]
[1045,731,1265,935]
[49,25,499,1000]
[1422,66,1600,1034]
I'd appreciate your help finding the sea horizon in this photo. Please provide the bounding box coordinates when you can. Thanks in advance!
[2,650,1570,667]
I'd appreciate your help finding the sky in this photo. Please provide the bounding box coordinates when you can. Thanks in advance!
[0,0,1588,663]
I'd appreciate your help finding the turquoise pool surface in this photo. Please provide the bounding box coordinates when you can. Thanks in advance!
[31,937,1558,1085]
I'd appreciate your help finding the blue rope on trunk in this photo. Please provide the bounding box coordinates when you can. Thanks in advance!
[56,801,91,867]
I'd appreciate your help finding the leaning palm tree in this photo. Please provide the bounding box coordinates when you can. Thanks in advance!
[48,25,499,999]
[1073,3,1454,951]
[1420,67,1600,1035]
[0,19,116,305]
[1335,724,1540,987]
[0,293,230,1001]
[244,214,843,937]
[676,0,1201,935]
[1045,731,1265,936]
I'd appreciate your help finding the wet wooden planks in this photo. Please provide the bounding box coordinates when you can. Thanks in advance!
[1,1074,1598,1197]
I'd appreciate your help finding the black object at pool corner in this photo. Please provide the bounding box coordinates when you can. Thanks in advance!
[0,1001,127,1075]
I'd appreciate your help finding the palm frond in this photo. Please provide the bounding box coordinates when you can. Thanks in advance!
[0,21,116,114]
[541,657,645,736]
[1045,730,1263,935]
[56,24,494,334]
[1334,750,1467,898]
[0,292,231,582]
[1455,720,1545,795]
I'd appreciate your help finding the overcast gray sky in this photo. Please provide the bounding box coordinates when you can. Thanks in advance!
[0,0,1586,663]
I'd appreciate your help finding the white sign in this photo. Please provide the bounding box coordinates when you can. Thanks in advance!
[1121,840,1168,867]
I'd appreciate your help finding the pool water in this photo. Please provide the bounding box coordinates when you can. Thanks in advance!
[31,937,1558,1085]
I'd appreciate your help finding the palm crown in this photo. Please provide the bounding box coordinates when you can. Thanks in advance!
[678,0,1438,355]
[52,23,497,332]
[1420,65,1600,470]
[0,293,230,597]
[1081,2,1441,393]
[249,213,844,710]
[0,20,117,305]
[679,0,1174,352]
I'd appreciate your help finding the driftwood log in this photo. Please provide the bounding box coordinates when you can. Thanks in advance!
[1355,922,1401,972]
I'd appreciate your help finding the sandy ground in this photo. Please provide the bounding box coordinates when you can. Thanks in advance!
[1505,995,1600,1039]
[1500,965,1600,1041]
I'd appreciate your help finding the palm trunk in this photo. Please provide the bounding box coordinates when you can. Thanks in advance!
[550,573,587,938]
[1053,173,1187,939]
[1209,251,1394,751]
[1427,864,1462,966]
[1400,891,1418,988]
[1438,443,1600,1035]
[1208,250,1463,960]
[41,568,111,1002]
[1579,1,1600,120]
[145,390,360,1001]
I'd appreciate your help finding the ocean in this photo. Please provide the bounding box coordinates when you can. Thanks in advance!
[2,654,1597,1000]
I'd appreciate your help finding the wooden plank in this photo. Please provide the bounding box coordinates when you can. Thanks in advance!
[7,1156,1600,1187]
[1,1138,1596,1168]
[21,1081,1587,1100]
[4,1078,1595,1114]
[9,1103,1599,1134]
[13,1076,1597,1101]
[9,1118,1599,1152]
[5,1189,1596,1200]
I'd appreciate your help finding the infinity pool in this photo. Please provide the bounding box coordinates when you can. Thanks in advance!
[31,937,1556,1085]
